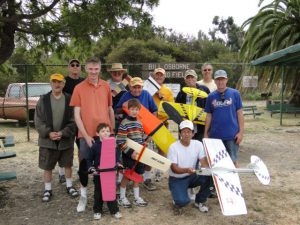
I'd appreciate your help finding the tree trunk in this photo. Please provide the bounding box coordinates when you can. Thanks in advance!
[0,22,16,65]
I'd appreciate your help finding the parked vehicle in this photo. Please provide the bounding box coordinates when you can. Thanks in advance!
[0,83,51,122]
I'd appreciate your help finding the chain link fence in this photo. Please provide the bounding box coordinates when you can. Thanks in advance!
[1,62,275,144]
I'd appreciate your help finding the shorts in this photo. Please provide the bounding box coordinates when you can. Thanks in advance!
[222,140,239,162]
[122,152,145,175]
[39,147,74,170]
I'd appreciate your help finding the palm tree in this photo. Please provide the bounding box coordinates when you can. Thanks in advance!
[240,0,300,104]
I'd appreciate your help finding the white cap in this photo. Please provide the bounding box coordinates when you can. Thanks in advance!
[179,120,194,130]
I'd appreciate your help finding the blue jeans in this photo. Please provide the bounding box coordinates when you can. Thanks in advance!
[222,140,239,162]
[168,174,211,207]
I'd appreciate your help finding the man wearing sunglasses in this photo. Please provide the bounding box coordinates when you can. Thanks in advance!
[57,59,84,185]
[197,63,217,92]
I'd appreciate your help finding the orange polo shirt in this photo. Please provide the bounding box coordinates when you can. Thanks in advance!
[70,78,112,137]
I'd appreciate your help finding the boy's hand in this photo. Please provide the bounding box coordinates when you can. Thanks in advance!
[131,151,137,160]
[117,162,124,169]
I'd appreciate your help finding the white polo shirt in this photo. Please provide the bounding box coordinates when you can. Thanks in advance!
[167,140,206,178]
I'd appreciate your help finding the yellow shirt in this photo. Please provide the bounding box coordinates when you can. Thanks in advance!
[153,84,174,122]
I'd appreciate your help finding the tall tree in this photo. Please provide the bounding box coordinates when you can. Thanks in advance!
[0,0,159,65]
[240,0,300,104]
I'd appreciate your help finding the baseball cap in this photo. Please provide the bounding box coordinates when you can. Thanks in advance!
[69,59,80,65]
[50,73,65,82]
[214,70,228,79]
[153,68,166,75]
[130,77,144,86]
[184,69,197,79]
[179,120,194,131]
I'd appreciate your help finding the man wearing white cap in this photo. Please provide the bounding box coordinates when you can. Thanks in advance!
[204,70,244,167]
[167,120,211,214]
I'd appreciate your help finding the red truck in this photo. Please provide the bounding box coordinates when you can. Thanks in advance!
[0,83,51,122]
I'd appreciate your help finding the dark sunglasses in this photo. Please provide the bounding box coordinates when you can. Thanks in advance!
[70,64,80,67]
[221,92,225,102]
[203,68,212,72]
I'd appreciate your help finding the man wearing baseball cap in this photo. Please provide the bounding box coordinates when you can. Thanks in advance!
[204,70,244,167]
[167,120,211,214]
[35,73,78,202]
[115,76,158,191]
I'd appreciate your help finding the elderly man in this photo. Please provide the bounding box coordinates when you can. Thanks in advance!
[70,57,115,212]
[197,63,217,92]
[204,70,244,167]
[168,120,211,215]
[116,77,158,191]
[35,73,78,202]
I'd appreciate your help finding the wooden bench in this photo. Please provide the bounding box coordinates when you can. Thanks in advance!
[243,105,263,118]
[0,136,15,148]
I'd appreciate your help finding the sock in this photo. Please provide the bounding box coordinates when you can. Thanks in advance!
[80,187,87,198]
[45,182,52,191]
[66,178,72,188]
[117,173,123,183]
[120,187,126,199]
[143,170,151,180]
[133,187,139,199]
[58,167,65,176]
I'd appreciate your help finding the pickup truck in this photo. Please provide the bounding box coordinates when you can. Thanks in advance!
[0,83,51,122]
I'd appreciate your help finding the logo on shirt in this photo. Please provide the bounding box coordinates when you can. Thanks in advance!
[212,98,232,108]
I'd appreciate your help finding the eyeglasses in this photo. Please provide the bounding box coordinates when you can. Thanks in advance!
[70,64,80,67]
[203,68,212,72]
[221,92,225,103]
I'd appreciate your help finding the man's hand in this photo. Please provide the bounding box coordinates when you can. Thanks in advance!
[186,168,196,174]
[235,132,243,145]
[84,136,95,148]
[49,132,62,141]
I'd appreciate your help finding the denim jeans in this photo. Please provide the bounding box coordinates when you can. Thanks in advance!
[222,140,239,162]
[168,174,211,207]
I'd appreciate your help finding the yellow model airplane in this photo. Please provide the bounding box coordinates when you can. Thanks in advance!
[158,87,208,124]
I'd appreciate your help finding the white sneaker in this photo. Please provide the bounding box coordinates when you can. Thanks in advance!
[195,202,209,213]
[93,213,101,220]
[113,212,122,219]
[133,197,148,207]
[118,197,132,208]
[77,196,87,212]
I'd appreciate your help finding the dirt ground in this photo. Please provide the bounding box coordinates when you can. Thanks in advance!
[0,101,300,225]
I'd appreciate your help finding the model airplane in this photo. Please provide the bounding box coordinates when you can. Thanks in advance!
[198,138,270,216]
[158,87,207,124]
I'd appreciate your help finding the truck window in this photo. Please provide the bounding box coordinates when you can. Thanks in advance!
[23,84,51,97]
[8,85,21,98]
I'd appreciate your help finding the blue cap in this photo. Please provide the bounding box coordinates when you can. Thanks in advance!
[214,70,227,79]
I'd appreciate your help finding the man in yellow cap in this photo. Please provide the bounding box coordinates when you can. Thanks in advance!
[35,73,78,202]
[115,77,158,192]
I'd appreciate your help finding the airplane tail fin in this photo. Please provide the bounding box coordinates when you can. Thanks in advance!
[248,155,270,185]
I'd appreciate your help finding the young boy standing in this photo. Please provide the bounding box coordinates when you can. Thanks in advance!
[116,99,148,208]
[87,123,122,220]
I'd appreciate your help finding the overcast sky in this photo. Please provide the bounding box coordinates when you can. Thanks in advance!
[151,0,271,37]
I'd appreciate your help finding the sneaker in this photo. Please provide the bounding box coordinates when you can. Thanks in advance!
[59,175,66,184]
[133,197,148,207]
[113,212,122,219]
[143,179,156,191]
[42,190,52,202]
[118,197,132,208]
[154,170,162,182]
[77,196,87,212]
[93,213,101,220]
[195,202,209,213]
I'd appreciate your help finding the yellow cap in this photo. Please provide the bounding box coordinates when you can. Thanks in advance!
[130,77,143,86]
[50,73,65,82]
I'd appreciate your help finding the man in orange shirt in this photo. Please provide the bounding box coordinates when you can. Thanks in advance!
[70,57,115,213]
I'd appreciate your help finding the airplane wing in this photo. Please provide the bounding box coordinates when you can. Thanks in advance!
[126,138,172,172]
[182,87,208,99]
[202,138,247,216]
[158,101,206,125]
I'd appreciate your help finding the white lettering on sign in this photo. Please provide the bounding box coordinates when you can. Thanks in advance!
[142,63,195,71]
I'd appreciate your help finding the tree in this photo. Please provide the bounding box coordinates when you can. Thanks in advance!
[240,0,300,104]
[208,16,245,52]
[0,0,159,66]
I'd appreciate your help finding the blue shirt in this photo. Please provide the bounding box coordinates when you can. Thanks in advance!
[115,90,158,113]
[205,87,242,140]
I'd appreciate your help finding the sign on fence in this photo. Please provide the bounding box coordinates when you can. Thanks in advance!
[242,76,258,88]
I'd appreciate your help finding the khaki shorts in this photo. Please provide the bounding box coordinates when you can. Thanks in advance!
[39,147,74,170]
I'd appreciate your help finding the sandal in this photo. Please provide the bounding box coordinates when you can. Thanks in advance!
[66,186,78,197]
[42,190,52,202]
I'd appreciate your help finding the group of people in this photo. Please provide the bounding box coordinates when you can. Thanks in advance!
[34,58,244,219]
